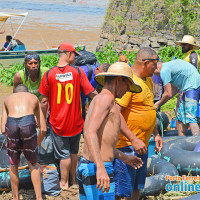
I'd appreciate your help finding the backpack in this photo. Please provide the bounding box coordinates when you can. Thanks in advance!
[74,50,99,81]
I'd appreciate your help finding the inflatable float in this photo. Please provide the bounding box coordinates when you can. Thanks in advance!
[160,136,200,175]
[141,157,178,197]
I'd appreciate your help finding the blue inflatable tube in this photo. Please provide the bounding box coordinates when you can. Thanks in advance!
[140,157,178,197]
[0,169,33,190]
[0,134,27,170]
[160,136,200,175]
[182,193,200,199]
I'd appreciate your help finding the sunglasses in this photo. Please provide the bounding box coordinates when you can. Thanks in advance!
[25,54,40,61]
[142,58,160,61]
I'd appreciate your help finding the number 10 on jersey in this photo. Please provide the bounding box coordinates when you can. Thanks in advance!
[57,83,73,104]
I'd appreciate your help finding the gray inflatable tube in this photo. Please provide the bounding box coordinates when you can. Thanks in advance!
[160,136,200,176]
[141,157,178,198]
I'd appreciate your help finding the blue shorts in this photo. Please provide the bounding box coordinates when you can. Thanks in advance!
[113,146,148,198]
[77,157,115,200]
[50,124,81,160]
[176,87,200,124]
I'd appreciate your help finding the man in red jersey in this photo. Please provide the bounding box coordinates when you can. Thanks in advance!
[39,42,97,190]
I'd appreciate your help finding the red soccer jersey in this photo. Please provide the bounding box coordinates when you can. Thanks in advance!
[39,65,94,137]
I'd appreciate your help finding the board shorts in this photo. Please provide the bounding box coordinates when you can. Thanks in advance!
[77,157,115,200]
[5,114,38,166]
[176,87,200,124]
[50,124,81,160]
[113,146,148,198]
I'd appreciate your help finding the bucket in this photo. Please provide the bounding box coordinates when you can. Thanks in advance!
[197,103,200,118]
[148,137,156,157]
[170,119,177,128]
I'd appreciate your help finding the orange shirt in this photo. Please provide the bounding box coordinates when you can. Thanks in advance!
[116,73,156,148]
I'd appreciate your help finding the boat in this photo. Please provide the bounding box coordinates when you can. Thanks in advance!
[0,12,57,67]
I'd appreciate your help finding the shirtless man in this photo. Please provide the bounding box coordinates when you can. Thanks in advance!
[1,84,46,200]
[77,62,143,200]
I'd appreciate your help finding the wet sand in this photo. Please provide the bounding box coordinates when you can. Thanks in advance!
[0,23,101,51]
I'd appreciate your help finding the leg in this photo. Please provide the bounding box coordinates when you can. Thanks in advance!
[10,165,19,200]
[189,123,200,135]
[69,133,81,186]
[177,121,188,136]
[27,162,43,200]
[70,153,78,185]
[60,158,71,189]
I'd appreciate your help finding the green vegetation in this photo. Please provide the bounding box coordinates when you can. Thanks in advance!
[104,0,200,36]
[1,44,199,114]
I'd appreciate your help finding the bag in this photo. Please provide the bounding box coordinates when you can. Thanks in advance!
[38,164,61,196]
[74,50,97,66]
[38,128,55,164]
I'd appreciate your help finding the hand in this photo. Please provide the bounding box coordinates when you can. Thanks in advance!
[131,137,147,155]
[154,135,163,152]
[122,154,143,169]
[96,166,110,193]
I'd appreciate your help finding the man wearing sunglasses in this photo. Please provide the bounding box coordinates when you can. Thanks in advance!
[114,47,163,200]
[13,52,49,100]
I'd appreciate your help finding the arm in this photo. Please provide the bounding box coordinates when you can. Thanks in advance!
[155,83,178,109]
[153,128,163,152]
[116,103,147,155]
[40,95,49,119]
[35,99,47,146]
[114,149,143,169]
[13,72,22,92]
[88,90,98,99]
[84,95,113,193]
[1,102,8,136]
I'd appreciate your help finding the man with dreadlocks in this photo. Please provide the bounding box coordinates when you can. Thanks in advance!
[13,52,49,100]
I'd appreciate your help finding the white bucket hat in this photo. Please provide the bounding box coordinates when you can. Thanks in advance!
[175,35,199,50]
[94,62,142,93]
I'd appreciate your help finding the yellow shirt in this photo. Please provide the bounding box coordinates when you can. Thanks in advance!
[116,73,156,148]
[183,49,200,69]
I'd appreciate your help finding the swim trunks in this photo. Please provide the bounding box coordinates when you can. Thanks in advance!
[176,86,200,124]
[77,157,115,200]
[113,146,148,198]
[5,115,38,166]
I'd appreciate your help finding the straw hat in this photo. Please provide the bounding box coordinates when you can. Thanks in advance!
[94,62,142,93]
[175,35,199,50]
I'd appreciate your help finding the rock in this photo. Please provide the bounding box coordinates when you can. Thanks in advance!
[149,37,157,42]
[157,38,168,44]
[167,40,176,46]
[151,42,160,48]
[141,40,151,47]
[120,34,129,43]
[129,37,142,45]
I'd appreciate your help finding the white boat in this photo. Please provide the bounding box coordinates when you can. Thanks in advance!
[0,12,57,67]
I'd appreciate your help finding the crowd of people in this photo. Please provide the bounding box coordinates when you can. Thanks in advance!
[1,34,200,200]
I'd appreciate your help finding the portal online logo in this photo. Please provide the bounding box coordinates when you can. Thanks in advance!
[165,175,200,192]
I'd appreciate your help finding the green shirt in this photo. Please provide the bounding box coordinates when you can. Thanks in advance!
[19,67,49,100]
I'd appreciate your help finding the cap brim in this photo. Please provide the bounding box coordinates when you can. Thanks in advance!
[75,51,81,56]
[175,41,199,50]
[95,72,142,93]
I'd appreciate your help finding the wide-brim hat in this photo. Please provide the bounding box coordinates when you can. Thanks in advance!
[175,35,199,50]
[95,62,142,93]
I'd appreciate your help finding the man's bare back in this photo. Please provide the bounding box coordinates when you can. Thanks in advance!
[4,92,38,118]
[83,91,121,162]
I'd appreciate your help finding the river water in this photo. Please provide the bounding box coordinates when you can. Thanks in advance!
[0,0,109,119]
[0,0,109,50]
